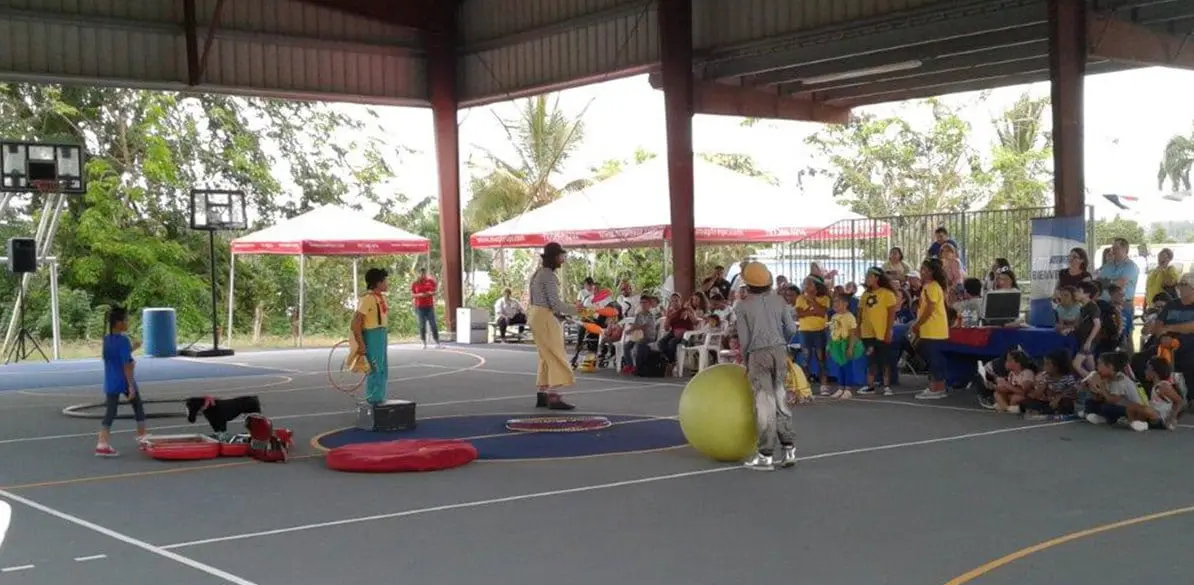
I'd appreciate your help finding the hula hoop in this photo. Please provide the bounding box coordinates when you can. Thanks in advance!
[505,415,613,433]
[62,398,185,420]
[327,340,367,397]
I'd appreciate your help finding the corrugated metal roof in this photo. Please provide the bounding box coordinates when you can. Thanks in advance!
[694,0,950,50]
[459,2,656,105]
[0,0,426,104]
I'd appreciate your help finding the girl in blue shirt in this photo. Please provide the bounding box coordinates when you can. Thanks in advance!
[96,307,146,457]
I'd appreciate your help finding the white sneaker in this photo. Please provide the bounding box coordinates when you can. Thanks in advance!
[819,386,832,397]
[838,389,854,400]
[1086,413,1108,425]
[778,445,797,468]
[1129,420,1149,432]
[856,386,875,395]
[882,386,894,396]
[743,452,774,471]
[1006,405,1020,414]
[915,389,947,400]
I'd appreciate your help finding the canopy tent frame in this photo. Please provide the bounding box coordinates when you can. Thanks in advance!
[227,206,431,347]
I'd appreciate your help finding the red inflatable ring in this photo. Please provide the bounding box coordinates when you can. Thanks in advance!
[326,439,478,473]
[141,434,221,461]
[219,434,252,457]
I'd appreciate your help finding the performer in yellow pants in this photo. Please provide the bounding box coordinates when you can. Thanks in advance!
[528,242,576,410]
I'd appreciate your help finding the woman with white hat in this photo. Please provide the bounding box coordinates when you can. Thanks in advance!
[527,242,577,410]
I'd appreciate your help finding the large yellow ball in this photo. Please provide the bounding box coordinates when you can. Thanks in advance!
[678,363,757,462]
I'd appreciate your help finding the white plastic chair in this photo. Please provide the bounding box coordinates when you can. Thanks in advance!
[605,317,635,369]
[678,330,723,376]
[0,501,11,551]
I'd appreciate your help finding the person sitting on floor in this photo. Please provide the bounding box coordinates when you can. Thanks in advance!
[993,349,1039,414]
[1083,351,1149,427]
[1130,356,1185,431]
[1020,349,1080,419]
[493,288,528,342]
[1054,285,1081,334]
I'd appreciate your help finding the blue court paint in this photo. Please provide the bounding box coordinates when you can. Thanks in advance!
[0,359,284,392]
[316,414,687,460]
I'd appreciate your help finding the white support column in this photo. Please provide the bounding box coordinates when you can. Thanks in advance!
[49,259,60,360]
[226,253,236,345]
[352,257,360,308]
[298,253,306,348]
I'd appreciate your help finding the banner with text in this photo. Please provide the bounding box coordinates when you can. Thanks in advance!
[1029,215,1087,327]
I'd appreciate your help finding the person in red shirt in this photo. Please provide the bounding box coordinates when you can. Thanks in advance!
[411,268,441,348]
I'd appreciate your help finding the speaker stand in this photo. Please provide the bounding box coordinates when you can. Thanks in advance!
[5,291,47,364]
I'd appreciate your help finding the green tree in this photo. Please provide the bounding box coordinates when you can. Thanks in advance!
[1094,216,1146,246]
[0,83,397,349]
[463,95,589,232]
[986,92,1051,209]
[802,98,990,218]
[1148,224,1171,244]
[1157,132,1194,193]
[590,146,656,182]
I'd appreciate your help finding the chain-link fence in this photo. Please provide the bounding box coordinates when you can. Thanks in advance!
[769,206,1096,287]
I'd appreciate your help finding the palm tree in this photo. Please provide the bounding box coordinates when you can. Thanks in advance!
[463,95,590,231]
[986,92,1051,209]
[1157,133,1194,193]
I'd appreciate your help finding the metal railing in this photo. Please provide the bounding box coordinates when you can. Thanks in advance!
[771,206,1096,286]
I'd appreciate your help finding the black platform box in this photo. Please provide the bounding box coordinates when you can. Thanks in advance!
[356,399,416,432]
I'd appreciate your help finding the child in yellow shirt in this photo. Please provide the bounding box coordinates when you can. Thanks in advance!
[795,276,831,392]
[858,267,900,397]
[825,293,865,399]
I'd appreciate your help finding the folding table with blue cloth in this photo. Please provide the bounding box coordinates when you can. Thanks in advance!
[890,325,1077,387]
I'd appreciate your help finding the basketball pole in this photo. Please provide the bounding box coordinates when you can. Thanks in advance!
[207,228,221,352]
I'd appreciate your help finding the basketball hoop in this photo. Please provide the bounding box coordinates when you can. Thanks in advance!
[29,179,66,194]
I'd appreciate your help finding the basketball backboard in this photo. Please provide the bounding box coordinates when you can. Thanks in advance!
[190,189,247,231]
[0,141,85,193]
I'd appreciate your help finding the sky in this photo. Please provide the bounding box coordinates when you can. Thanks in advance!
[350,66,1194,226]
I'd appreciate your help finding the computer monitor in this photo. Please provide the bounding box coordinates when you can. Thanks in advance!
[981,289,1022,326]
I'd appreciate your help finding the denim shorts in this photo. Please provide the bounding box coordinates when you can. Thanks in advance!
[800,330,827,352]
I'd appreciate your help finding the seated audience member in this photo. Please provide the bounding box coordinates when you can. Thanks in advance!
[657,293,701,365]
[708,293,731,322]
[1054,285,1081,333]
[493,288,527,341]
[883,247,913,280]
[1057,247,1093,289]
[1143,292,1172,331]
[1083,351,1148,426]
[620,296,659,373]
[615,280,638,317]
[1145,247,1180,305]
[701,265,732,300]
[954,277,984,327]
[939,243,967,297]
[1020,349,1080,418]
[1129,356,1184,430]
[993,349,1039,414]
[1145,273,1194,396]
[983,258,1012,292]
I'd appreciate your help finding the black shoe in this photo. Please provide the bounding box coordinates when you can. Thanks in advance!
[535,392,549,408]
[548,397,576,411]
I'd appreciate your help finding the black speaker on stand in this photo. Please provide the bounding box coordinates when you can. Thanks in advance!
[6,237,47,363]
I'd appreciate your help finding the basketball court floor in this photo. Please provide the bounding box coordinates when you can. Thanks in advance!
[0,344,1191,585]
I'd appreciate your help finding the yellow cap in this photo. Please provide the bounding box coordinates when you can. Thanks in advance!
[741,262,772,288]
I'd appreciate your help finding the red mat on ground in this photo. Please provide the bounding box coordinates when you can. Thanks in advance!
[325,439,478,473]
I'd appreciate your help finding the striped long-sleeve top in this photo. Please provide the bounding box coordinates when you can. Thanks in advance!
[529,267,576,316]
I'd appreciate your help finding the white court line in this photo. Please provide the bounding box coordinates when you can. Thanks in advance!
[1,564,35,572]
[0,382,671,446]
[0,490,259,585]
[74,554,107,562]
[160,421,1074,550]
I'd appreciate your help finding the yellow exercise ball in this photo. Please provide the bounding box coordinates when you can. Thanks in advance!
[678,363,757,462]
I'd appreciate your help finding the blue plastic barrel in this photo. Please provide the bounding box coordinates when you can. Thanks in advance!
[141,308,178,357]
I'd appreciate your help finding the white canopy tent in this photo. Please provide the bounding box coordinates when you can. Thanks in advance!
[470,157,888,249]
[228,205,431,347]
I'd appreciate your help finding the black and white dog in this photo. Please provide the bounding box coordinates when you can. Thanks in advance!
[185,396,262,434]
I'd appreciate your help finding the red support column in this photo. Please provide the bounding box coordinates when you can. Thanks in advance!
[1049,0,1086,217]
[428,15,462,329]
[659,0,696,298]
